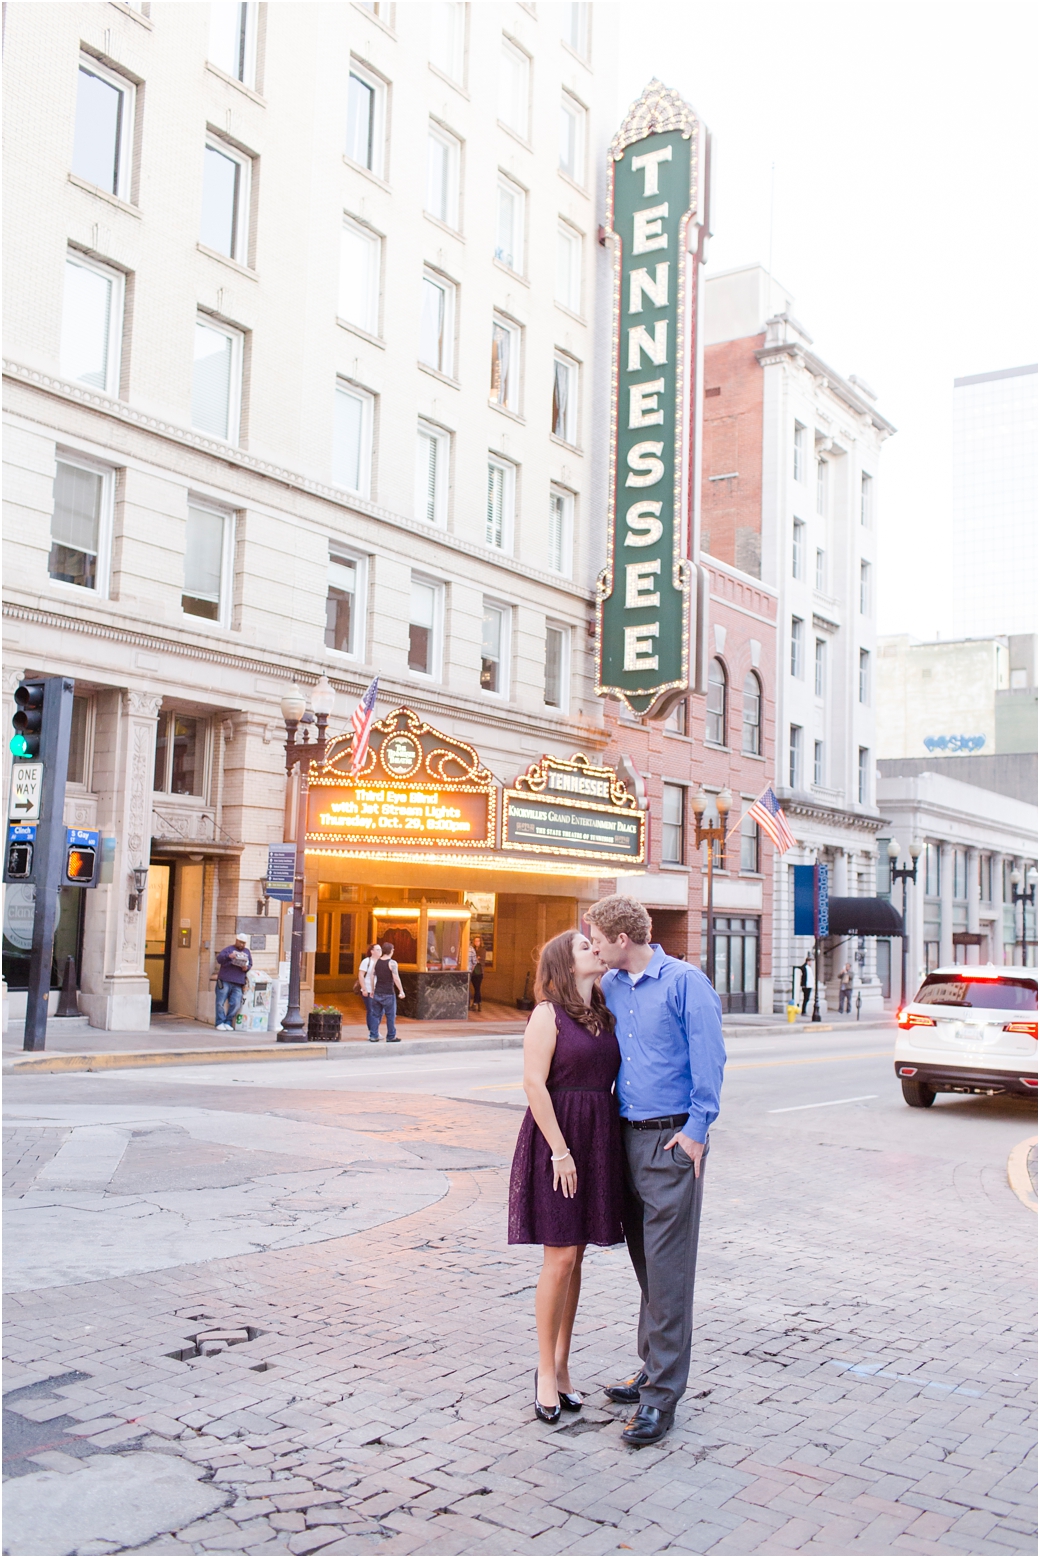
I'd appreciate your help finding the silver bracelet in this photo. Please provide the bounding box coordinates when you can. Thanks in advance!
[550,1149,572,1162]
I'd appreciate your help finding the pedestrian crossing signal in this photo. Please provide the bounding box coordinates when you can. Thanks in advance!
[62,828,100,887]
[5,837,33,880]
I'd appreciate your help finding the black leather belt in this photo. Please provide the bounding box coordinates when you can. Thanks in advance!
[623,1113,688,1131]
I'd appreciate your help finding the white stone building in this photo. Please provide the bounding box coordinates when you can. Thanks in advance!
[2,1,625,1030]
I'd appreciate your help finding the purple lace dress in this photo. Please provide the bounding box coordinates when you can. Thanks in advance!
[508,1004,624,1247]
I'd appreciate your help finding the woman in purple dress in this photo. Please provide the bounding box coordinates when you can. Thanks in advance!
[508,930,624,1422]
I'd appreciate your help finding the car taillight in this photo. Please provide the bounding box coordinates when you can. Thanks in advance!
[1003,1021,1038,1039]
[897,1011,937,1030]
[1022,1078,1038,1089]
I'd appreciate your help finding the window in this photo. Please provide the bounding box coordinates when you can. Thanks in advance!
[814,638,826,698]
[706,658,727,745]
[485,456,515,550]
[858,746,870,805]
[661,783,685,865]
[495,176,525,272]
[548,486,573,576]
[407,577,440,677]
[48,459,108,592]
[556,223,582,313]
[332,382,373,496]
[208,2,257,86]
[346,64,384,176]
[191,317,242,442]
[793,422,805,482]
[953,848,967,900]
[559,93,586,182]
[665,699,688,736]
[860,471,872,527]
[790,617,804,678]
[339,219,380,335]
[415,421,449,526]
[154,713,206,797]
[551,355,578,443]
[73,56,133,199]
[562,2,590,57]
[792,520,804,579]
[741,672,761,754]
[544,624,568,709]
[815,547,826,592]
[980,853,993,901]
[859,560,871,615]
[183,504,231,622]
[200,139,250,261]
[499,40,529,138]
[60,253,123,394]
[814,740,825,787]
[490,315,519,410]
[859,648,870,703]
[325,553,363,657]
[925,842,940,897]
[481,602,509,695]
[419,271,454,375]
[429,1,464,81]
[816,457,827,515]
[740,811,759,873]
[67,695,93,787]
[789,725,802,788]
[426,125,460,228]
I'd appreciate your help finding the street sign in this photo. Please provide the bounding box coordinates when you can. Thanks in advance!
[9,762,42,822]
[265,843,296,902]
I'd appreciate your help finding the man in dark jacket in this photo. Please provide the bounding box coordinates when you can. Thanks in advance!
[215,935,252,1030]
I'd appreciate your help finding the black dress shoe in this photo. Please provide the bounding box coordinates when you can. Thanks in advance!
[533,1368,560,1424]
[621,1405,674,1446]
[558,1390,582,1412]
[605,1369,648,1404]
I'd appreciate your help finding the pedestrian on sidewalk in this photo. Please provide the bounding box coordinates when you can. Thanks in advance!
[214,935,252,1031]
[468,936,484,1012]
[587,895,725,1448]
[799,954,813,1015]
[357,942,382,1033]
[366,941,404,1042]
[508,930,624,1425]
[838,962,853,1014]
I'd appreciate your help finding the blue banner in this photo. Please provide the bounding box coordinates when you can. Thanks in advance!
[793,862,830,937]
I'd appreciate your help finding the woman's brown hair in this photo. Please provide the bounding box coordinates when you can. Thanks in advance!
[534,931,615,1036]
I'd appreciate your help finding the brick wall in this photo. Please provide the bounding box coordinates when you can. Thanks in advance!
[701,335,765,578]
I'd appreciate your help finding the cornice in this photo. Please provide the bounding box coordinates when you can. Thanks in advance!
[2,360,595,604]
[1,600,608,750]
[753,342,896,437]
[779,788,885,834]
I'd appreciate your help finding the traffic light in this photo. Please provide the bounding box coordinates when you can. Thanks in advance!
[62,828,100,888]
[11,680,45,759]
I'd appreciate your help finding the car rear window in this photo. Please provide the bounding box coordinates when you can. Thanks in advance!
[914,975,1038,1011]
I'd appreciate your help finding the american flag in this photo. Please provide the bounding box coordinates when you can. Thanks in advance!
[348,677,379,775]
[747,786,797,855]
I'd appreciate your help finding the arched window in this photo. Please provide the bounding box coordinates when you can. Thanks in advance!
[742,672,761,755]
[706,658,727,745]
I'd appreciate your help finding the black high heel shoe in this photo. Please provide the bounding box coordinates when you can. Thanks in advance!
[558,1389,582,1412]
[533,1368,561,1424]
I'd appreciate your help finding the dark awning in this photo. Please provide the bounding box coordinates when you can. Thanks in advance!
[826,897,904,937]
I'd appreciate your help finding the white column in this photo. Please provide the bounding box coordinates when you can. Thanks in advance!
[966,847,980,965]
[939,841,954,968]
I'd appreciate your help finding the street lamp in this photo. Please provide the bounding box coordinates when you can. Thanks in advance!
[1009,865,1037,967]
[278,676,336,1042]
[888,838,923,1009]
[692,787,731,990]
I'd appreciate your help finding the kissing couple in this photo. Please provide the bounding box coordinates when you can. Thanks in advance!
[507,894,725,1446]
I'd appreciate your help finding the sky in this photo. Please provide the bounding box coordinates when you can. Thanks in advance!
[614,0,1038,639]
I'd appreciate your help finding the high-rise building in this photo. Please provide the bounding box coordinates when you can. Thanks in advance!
[952,364,1037,638]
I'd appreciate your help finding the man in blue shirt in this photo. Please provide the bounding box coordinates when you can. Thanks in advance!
[588,894,725,1447]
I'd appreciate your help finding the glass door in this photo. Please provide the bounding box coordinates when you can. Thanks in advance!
[707,915,759,1014]
[314,908,356,993]
[145,862,174,1011]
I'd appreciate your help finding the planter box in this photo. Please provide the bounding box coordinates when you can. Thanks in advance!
[307,1012,342,1042]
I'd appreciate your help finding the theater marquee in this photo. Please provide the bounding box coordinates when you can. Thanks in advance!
[502,755,646,864]
[596,79,710,719]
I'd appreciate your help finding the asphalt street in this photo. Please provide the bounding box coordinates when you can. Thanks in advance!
[2,1022,1036,1556]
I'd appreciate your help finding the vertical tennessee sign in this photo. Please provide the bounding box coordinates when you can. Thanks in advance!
[597,82,703,718]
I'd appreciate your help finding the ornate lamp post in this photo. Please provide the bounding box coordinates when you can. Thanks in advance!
[888,838,923,1008]
[691,787,731,989]
[1009,866,1038,968]
[278,676,336,1043]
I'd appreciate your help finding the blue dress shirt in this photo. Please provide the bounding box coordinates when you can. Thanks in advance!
[603,945,725,1141]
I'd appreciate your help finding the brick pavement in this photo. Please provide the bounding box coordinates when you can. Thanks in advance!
[3,1087,1036,1556]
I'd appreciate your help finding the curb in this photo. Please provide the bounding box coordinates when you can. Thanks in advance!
[2,1032,528,1074]
[1007,1135,1038,1213]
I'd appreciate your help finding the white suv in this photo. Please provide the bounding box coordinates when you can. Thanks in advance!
[895,965,1038,1107]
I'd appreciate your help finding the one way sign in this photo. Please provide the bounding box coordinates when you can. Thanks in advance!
[9,762,42,823]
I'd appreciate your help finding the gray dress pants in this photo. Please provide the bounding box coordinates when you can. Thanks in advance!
[622,1125,707,1412]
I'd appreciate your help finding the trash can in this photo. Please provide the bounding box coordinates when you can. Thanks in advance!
[787,1003,799,1024]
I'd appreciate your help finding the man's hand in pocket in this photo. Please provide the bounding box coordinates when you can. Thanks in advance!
[663,1131,705,1177]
